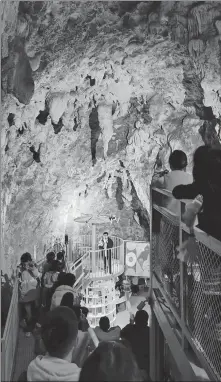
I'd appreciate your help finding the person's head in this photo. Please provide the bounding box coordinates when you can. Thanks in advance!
[169,150,187,171]
[99,316,110,332]
[57,272,66,285]
[41,306,78,360]
[134,310,149,328]
[60,292,74,309]
[20,252,32,264]
[62,273,76,287]
[46,252,55,263]
[79,341,143,381]
[57,251,64,261]
[103,231,109,239]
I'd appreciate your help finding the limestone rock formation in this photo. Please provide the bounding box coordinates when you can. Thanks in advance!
[1,1,221,275]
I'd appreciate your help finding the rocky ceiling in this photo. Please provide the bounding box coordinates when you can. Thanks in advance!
[1,1,221,274]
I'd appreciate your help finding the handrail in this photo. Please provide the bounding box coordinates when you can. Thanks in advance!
[150,186,221,381]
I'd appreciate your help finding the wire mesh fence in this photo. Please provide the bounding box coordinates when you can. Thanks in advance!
[152,208,180,313]
[183,231,221,380]
[151,187,221,380]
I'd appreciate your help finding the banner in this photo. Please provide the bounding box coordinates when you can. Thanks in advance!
[125,241,150,277]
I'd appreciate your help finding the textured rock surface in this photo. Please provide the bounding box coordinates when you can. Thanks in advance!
[1,1,221,275]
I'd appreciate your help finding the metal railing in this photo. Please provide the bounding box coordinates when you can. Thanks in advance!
[150,187,221,381]
[69,235,124,281]
[1,279,19,382]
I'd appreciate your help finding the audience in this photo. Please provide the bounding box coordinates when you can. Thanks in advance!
[94,316,120,342]
[27,307,80,381]
[79,340,144,381]
[50,273,80,310]
[120,310,150,380]
[18,253,40,337]
[173,146,221,240]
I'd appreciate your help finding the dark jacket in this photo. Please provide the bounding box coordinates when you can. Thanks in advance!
[172,181,221,241]
[98,237,113,250]
[120,324,150,373]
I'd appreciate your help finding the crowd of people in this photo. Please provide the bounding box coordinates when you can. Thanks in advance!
[152,145,221,241]
[17,250,151,381]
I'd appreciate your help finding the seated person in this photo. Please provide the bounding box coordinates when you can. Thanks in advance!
[94,316,120,342]
[173,146,221,241]
[120,310,150,380]
[152,150,193,213]
[131,276,139,296]
[27,306,80,381]
[50,273,80,310]
[79,341,143,381]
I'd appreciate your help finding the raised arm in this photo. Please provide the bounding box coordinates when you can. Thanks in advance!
[172,182,200,200]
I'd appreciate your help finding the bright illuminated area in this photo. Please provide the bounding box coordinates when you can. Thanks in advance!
[1,1,221,382]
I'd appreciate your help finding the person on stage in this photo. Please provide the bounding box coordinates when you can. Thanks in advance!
[98,232,113,274]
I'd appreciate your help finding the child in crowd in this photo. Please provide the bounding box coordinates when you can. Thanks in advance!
[50,273,81,310]
[79,341,143,381]
[18,253,40,337]
[42,260,60,310]
[94,316,121,343]
[27,307,81,381]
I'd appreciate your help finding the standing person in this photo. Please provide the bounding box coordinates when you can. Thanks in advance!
[120,310,150,381]
[131,276,139,296]
[50,273,81,310]
[42,260,60,310]
[42,252,55,278]
[27,307,81,381]
[18,253,40,337]
[57,251,66,272]
[98,232,113,274]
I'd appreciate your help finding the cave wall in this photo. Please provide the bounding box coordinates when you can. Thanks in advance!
[1,1,221,276]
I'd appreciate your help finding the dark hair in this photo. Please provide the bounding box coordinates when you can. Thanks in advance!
[99,316,110,332]
[79,341,143,381]
[46,252,55,263]
[51,272,67,295]
[50,259,60,272]
[134,310,149,327]
[20,252,32,263]
[41,306,78,358]
[169,150,187,170]
[103,232,108,235]
[192,145,221,188]
[60,292,74,309]
[62,273,76,287]
[57,251,64,261]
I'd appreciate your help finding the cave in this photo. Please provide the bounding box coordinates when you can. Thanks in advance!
[1,1,221,276]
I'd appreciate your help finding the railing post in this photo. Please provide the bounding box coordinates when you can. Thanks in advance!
[179,202,188,350]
